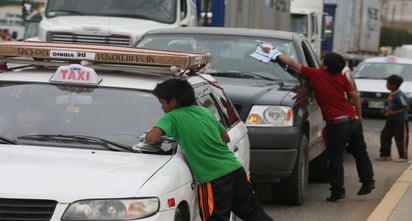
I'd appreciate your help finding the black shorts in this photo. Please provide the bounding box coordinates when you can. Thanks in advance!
[197,167,273,221]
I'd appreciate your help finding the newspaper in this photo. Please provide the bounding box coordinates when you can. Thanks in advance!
[249,41,281,63]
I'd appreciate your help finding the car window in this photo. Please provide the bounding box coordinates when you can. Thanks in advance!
[0,82,163,148]
[138,34,299,82]
[302,39,320,68]
[353,62,412,80]
[198,95,224,123]
[195,84,239,128]
[46,0,177,24]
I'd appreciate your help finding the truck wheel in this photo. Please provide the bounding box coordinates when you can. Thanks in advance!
[309,150,329,182]
[274,135,309,205]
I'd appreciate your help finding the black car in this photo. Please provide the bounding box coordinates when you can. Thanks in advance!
[137,27,327,205]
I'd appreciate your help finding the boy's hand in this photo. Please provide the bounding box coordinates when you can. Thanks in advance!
[250,41,282,63]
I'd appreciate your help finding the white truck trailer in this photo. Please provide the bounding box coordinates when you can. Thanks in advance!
[223,0,291,31]
[325,0,381,59]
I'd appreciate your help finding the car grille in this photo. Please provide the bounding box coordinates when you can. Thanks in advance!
[0,198,57,221]
[359,91,389,99]
[48,32,131,46]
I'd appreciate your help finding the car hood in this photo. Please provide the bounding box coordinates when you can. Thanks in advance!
[0,145,170,203]
[214,77,293,117]
[43,16,174,36]
[356,79,412,93]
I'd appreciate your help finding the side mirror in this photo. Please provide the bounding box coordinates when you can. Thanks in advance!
[322,14,333,39]
[11,31,18,40]
[22,2,32,21]
[22,1,42,22]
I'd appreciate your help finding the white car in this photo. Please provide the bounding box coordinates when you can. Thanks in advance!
[0,42,250,221]
[353,56,412,117]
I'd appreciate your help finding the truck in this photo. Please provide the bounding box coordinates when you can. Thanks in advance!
[196,0,291,31]
[322,0,381,60]
[290,0,325,57]
[0,0,34,40]
[196,0,326,56]
[22,0,198,46]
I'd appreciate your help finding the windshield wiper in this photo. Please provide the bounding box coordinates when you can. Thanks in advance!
[17,134,132,152]
[208,71,278,81]
[48,10,84,17]
[0,136,16,144]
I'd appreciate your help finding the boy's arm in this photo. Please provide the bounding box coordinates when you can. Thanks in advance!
[145,127,165,145]
[349,90,363,120]
[221,130,230,144]
[260,45,302,72]
[386,105,410,117]
[275,54,302,72]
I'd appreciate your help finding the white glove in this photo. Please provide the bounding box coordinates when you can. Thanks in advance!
[249,41,282,63]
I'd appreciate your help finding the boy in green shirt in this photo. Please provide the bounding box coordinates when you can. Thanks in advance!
[146,78,273,221]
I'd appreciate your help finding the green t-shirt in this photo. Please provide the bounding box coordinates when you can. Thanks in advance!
[155,105,242,184]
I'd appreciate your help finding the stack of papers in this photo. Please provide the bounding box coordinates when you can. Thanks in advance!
[249,41,281,63]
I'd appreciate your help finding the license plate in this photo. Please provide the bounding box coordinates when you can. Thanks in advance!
[368,100,384,108]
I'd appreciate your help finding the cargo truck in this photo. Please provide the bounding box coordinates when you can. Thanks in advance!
[322,0,381,60]
[0,0,34,40]
[290,0,325,57]
[22,0,197,46]
[196,0,291,31]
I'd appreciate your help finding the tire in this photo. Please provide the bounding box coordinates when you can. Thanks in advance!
[274,135,309,205]
[308,150,329,182]
[174,206,189,221]
[174,207,183,221]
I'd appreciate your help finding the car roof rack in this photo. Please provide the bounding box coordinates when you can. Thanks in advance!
[0,41,212,76]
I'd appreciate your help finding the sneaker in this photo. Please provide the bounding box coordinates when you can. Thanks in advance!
[326,193,346,202]
[357,182,375,195]
[396,158,408,162]
[375,156,392,161]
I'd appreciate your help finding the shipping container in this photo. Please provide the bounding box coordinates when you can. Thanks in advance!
[226,0,290,31]
[324,0,381,56]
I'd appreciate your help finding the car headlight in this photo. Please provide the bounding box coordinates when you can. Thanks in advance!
[62,198,159,220]
[246,106,293,127]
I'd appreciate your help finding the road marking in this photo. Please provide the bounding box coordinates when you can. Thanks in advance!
[366,165,412,221]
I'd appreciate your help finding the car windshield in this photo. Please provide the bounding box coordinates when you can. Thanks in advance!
[0,83,164,151]
[137,34,299,82]
[353,62,412,81]
[45,0,176,24]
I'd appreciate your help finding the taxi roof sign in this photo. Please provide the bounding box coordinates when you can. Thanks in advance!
[50,64,102,85]
[0,41,212,70]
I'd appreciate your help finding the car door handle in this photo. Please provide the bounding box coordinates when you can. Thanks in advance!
[233,146,239,152]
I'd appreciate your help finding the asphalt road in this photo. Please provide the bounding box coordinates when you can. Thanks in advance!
[257,117,411,221]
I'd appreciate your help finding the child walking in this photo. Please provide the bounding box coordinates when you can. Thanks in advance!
[376,74,410,162]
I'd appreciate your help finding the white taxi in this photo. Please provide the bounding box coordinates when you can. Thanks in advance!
[352,56,412,117]
[0,42,250,221]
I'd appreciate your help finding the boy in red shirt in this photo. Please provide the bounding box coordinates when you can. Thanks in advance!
[254,43,375,201]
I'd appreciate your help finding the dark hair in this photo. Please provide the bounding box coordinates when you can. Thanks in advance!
[387,74,403,88]
[323,52,346,74]
[152,78,196,107]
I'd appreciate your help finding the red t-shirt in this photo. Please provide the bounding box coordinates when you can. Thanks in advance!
[301,66,358,119]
